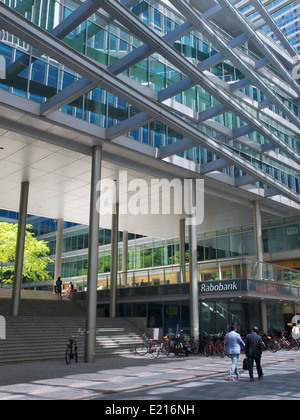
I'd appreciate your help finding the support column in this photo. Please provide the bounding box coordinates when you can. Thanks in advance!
[179,219,186,283]
[121,231,128,287]
[253,200,263,262]
[260,301,268,334]
[54,218,64,287]
[110,202,119,318]
[11,181,29,317]
[188,179,199,341]
[253,200,263,279]
[85,146,102,363]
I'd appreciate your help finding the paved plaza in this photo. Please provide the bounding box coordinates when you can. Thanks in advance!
[0,351,300,401]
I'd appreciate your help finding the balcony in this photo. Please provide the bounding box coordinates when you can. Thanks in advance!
[74,258,300,303]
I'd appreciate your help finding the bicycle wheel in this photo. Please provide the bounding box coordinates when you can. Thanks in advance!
[268,340,279,353]
[203,343,212,357]
[282,340,291,351]
[290,339,300,351]
[161,341,171,356]
[135,343,148,356]
[65,348,72,365]
[217,343,226,358]
[190,340,199,355]
[149,344,160,358]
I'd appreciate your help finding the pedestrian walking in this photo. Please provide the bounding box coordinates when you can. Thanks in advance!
[245,326,264,382]
[56,276,62,299]
[225,323,245,382]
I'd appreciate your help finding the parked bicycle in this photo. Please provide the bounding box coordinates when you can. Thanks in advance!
[203,333,226,357]
[162,330,191,357]
[135,332,161,358]
[65,335,79,364]
[188,335,200,355]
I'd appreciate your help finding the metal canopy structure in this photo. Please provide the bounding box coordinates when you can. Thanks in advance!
[0,0,299,232]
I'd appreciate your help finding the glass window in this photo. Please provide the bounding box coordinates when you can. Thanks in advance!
[144,248,153,268]
[149,56,165,91]
[133,303,146,317]
[242,231,255,256]
[164,302,180,333]
[228,302,242,330]
[229,233,242,257]
[148,303,163,328]
[181,301,190,332]
[205,237,216,260]
[131,59,148,85]
[201,301,216,334]
[216,236,229,259]
[262,229,269,253]
[269,226,285,252]
[48,65,58,90]
[216,302,229,333]
[285,224,300,250]
[31,60,45,84]
[87,24,108,65]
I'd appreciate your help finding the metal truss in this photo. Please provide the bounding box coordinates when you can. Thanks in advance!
[0,0,299,205]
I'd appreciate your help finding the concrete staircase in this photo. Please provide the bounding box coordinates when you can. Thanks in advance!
[0,290,144,363]
[0,289,86,317]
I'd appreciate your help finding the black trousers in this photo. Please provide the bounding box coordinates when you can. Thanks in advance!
[247,357,263,379]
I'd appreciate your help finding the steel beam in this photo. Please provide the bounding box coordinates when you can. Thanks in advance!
[0,3,299,203]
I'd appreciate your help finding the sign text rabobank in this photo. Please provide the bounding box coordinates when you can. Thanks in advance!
[200,280,242,293]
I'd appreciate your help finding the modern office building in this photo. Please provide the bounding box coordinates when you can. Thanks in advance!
[237,0,300,54]
[0,0,299,361]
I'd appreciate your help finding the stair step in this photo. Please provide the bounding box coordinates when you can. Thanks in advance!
[0,291,145,363]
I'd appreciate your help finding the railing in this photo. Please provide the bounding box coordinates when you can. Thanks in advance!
[73,258,300,292]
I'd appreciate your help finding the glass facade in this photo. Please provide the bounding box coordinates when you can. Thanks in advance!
[0,0,299,198]
[99,300,284,336]
[29,214,300,281]
[239,0,300,53]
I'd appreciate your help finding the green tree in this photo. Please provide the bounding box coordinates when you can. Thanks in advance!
[0,222,52,286]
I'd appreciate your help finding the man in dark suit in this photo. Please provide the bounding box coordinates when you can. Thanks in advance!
[245,326,264,382]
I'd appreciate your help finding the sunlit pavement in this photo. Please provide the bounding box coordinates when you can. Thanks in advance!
[1,351,300,400]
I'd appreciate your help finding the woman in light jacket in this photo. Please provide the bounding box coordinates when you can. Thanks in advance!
[225,323,245,381]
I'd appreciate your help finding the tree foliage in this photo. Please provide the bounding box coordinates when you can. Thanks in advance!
[0,223,52,284]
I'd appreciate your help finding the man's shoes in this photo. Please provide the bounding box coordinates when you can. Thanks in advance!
[228,377,236,381]
[258,375,264,380]
[250,378,255,382]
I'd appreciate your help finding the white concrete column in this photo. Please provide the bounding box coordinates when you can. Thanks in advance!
[179,219,186,283]
[54,218,64,287]
[122,231,128,287]
[188,179,199,342]
[110,202,119,318]
[253,200,263,279]
[85,146,102,363]
[253,200,263,262]
[11,181,29,317]
[260,301,268,334]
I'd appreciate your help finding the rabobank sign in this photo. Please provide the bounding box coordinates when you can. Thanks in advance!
[200,280,245,294]
[0,55,6,79]
[0,316,6,340]
[200,281,238,293]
